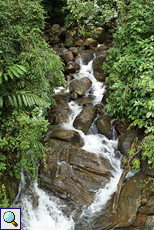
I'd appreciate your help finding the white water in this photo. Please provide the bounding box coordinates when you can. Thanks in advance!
[15,55,123,230]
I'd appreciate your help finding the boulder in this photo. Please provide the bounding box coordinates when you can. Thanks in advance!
[47,94,71,124]
[79,51,94,65]
[64,61,80,74]
[93,52,108,81]
[83,38,98,49]
[96,114,113,139]
[50,36,61,44]
[114,119,129,135]
[73,104,97,134]
[39,139,113,207]
[74,39,83,47]
[102,84,109,104]
[118,130,138,156]
[50,24,60,36]
[69,77,92,97]
[68,47,78,56]
[75,171,146,230]
[60,51,74,63]
[49,127,84,147]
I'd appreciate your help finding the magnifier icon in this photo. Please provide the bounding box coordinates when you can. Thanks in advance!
[3,211,18,227]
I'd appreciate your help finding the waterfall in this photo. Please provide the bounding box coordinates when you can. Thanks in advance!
[14,55,123,230]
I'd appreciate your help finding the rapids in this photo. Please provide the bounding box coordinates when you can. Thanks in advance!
[14,55,123,230]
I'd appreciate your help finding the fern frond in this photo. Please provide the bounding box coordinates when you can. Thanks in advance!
[8,96,14,106]
[1,64,27,83]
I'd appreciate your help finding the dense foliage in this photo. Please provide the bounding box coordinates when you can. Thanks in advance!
[0,0,65,207]
[63,0,117,33]
[104,0,154,168]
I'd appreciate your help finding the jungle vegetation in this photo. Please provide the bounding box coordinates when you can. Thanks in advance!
[0,0,153,207]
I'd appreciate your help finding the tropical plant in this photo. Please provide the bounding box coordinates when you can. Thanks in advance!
[104,0,154,169]
[0,0,66,207]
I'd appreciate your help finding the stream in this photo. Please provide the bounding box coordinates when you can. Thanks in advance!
[14,54,123,230]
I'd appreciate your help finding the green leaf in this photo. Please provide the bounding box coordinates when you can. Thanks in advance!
[11,69,20,78]
[8,96,14,106]
[22,95,28,106]
[8,70,14,80]
[13,95,18,108]
[3,73,8,81]
[16,65,27,73]
[0,96,3,107]
[17,95,22,107]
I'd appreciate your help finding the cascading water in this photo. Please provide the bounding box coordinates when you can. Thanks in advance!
[14,55,123,230]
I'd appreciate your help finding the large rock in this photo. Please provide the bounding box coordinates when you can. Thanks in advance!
[68,47,78,56]
[39,139,113,207]
[50,24,60,36]
[114,119,129,135]
[73,104,97,134]
[64,61,80,74]
[49,127,84,147]
[79,51,94,65]
[83,38,98,49]
[93,52,108,81]
[118,129,138,156]
[50,36,61,44]
[96,114,113,139]
[47,94,71,124]
[69,77,92,97]
[75,171,146,229]
[60,51,74,63]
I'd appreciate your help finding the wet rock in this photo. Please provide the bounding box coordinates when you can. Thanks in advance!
[83,38,98,49]
[49,128,84,147]
[70,92,78,100]
[68,47,78,56]
[102,84,109,104]
[64,61,80,74]
[73,104,97,134]
[139,196,154,215]
[39,139,113,207]
[47,94,71,124]
[60,51,74,63]
[50,24,60,37]
[78,171,146,230]
[126,214,147,230]
[50,36,61,44]
[114,120,129,135]
[96,45,108,53]
[74,39,83,47]
[93,52,108,82]
[118,130,138,156]
[144,216,154,230]
[69,77,92,97]
[79,51,94,65]
[96,114,113,139]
